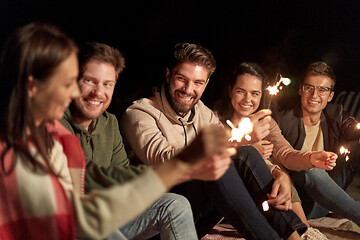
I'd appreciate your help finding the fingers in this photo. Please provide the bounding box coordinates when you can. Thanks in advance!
[249,109,272,122]
[310,151,338,170]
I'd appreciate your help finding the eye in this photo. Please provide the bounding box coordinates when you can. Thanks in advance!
[236,90,246,95]
[83,78,95,85]
[318,87,329,93]
[104,82,114,88]
[194,81,205,86]
[252,92,260,97]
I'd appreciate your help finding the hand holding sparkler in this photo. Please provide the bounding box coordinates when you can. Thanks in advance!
[309,151,338,170]
[247,109,272,142]
[226,109,272,146]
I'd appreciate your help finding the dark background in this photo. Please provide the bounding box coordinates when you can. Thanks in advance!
[1,0,360,116]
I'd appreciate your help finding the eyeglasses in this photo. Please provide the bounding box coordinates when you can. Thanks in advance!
[301,84,332,96]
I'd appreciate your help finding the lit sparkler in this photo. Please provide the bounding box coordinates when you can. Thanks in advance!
[340,146,350,161]
[262,201,269,211]
[226,118,253,142]
[356,122,360,129]
[266,74,291,108]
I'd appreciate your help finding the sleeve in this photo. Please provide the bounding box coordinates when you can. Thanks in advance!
[110,118,130,167]
[84,161,148,192]
[72,168,166,239]
[268,118,314,171]
[51,143,167,239]
[120,107,182,165]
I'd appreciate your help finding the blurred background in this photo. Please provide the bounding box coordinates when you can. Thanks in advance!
[1,0,360,116]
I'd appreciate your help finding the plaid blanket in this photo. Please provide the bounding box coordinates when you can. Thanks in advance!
[0,120,86,239]
[0,143,74,240]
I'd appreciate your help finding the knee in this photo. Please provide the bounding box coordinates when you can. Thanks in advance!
[161,193,193,217]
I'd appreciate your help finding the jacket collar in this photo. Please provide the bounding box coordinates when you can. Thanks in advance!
[63,108,110,134]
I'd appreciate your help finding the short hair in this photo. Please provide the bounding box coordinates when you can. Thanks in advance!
[168,42,216,78]
[303,61,336,89]
[78,42,125,79]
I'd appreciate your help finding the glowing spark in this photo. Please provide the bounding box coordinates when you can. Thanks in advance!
[266,75,291,96]
[357,123,360,129]
[262,201,269,211]
[340,146,350,161]
[227,118,253,142]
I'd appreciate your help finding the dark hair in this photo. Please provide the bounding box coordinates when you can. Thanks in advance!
[167,42,216,79]
[0,22,77,174]
[78,42,125,80]
[302,61,336,90]
[215,62,266,122]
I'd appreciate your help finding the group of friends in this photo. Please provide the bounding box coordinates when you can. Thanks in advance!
[1,22,360,240]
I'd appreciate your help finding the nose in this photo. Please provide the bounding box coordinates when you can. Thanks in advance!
[311,88,319,97]
[183,81,193,94]
[244,92,251,102]
[92,83,104,96]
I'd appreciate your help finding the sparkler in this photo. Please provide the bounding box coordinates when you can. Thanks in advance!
[357,122,360,129]
[266,74,291,109]
[226,118,253,142]
[340,146,350,161]
[262,201,269,211]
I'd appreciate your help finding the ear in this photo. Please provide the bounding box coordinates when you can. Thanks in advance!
[27,75,38,98]
[298,87,302,96]
[165,68,170,84]
[328,91,334,102]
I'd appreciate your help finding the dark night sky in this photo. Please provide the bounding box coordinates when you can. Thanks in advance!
[1,0,360,116]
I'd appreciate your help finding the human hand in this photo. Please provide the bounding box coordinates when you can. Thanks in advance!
[176,125,231,164]
[266,168,292,211]
[248,109,272,142]
[310,151,337,170]
[252,140,273,160]
[189,148,235,181]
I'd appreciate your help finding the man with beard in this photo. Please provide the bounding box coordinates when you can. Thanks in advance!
[60,41,225,240]
[120,42,308,239]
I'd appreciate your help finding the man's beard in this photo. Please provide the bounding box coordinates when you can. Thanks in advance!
[165,84,198,116]
[69,99,105,122]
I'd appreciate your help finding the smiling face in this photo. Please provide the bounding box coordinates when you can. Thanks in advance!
[30,52,80,126]
[230,73,262,120]
[166,62,209,116]
[299,74,334,119]
[71,60,116,128]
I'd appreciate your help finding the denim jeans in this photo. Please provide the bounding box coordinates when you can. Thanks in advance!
[173,146,306,240]
[210,146,306,240]
[117,192,197,240]
[290,142,360,225]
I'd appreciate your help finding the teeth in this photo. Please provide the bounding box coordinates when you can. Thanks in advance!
[88,100,100,105]
[178,93,192,100]
[309,101,318,104]
[240,104,251,108]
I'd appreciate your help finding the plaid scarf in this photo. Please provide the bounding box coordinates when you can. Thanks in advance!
[0,120,86,239]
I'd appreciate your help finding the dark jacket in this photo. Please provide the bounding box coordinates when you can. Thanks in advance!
[274,103,360,153]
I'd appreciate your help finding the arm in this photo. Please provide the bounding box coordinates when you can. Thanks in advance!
[266,168,292,211]
[270,117,337,171]
[120,107,182,165]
